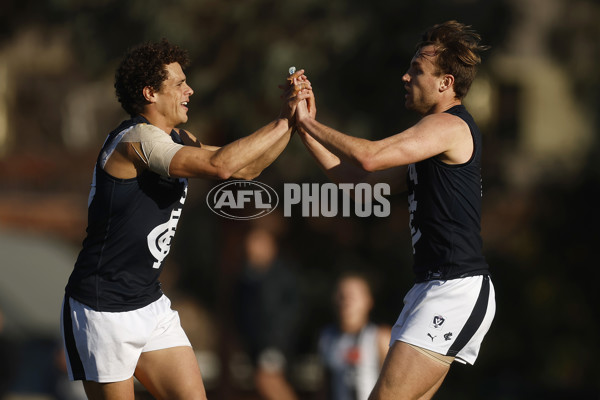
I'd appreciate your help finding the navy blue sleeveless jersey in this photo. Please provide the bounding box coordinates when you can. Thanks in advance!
[65,116,188,311]
[407,105,488,282]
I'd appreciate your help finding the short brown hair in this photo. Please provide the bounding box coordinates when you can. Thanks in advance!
[115,39,190,116]
[418,21,489,99]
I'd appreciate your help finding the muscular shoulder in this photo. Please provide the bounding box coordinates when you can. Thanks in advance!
[418,113,472,165]
[418,112,469,135]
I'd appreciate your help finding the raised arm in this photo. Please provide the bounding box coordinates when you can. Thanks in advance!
[294,65,473,173]
[167,119,288,180]
[168,69,310,180]
[297,126,407,193]
[297,109,470,172]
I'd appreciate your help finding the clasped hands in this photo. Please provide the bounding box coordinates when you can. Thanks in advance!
[279,68,316,131]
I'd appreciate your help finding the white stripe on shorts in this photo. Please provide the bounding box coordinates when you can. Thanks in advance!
[390,275,495,365]
[61,294,191,382]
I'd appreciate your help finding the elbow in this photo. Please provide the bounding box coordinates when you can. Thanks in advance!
[360,159,377,173]
[213,163,260,181]
[209,156,235,180]
[215,167,233,180]
[355,142,387,172]
[357,152,380,173]
[211,161,234,180]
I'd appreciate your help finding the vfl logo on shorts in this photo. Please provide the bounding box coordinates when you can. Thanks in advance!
[427,315,453,343]
[427,315,452,342]
[431,315,445,329]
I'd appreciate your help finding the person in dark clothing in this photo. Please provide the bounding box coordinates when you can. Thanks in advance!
[290,21,495,399]
[61,39,309,400]
[235,226,302,400]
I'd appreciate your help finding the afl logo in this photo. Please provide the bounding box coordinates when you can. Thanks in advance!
[206,180,279,220]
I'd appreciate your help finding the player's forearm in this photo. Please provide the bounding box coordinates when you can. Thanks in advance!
[299,129,370,185]
[210,118,291,180]
[299,117,377,172]
[231,125,293,179]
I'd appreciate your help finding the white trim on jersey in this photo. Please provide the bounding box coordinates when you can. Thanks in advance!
[87,127,134,207]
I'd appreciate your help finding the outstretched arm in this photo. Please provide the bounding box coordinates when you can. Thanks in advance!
[297,126,407,193]
[168,119,290,180]
[177,125,291,180]
[298,113,467,171]
[295,78,472,172]
[169,69,310,180]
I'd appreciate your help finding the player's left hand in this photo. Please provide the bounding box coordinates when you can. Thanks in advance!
[279,68,311,123]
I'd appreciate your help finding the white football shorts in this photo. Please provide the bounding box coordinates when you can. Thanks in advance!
[61,294,191,382]
[390,275,495,365]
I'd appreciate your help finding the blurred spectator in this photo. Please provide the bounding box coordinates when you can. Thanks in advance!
[234,225,302,400]
[318,272,391,400]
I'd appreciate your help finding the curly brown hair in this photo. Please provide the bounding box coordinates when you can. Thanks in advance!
[417,21,489,99]
[115,39,190,116]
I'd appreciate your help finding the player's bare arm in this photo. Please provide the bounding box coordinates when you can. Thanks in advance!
[173,71,309,179]
[298,109,472,172]
[103,120,291,181]
[170,69,310,179]
[168,118,290,180]
[180,128,294,180]
[298,124,407,193]
[105,70,309,181]
[168,71,309,180]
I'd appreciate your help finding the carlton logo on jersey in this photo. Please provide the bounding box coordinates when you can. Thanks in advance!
[147,185,187,269]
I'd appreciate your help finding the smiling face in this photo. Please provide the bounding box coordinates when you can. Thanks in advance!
[149,62,193,129]
[402,44,445,115]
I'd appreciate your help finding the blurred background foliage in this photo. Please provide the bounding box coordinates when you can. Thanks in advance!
[0,0,599,399]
